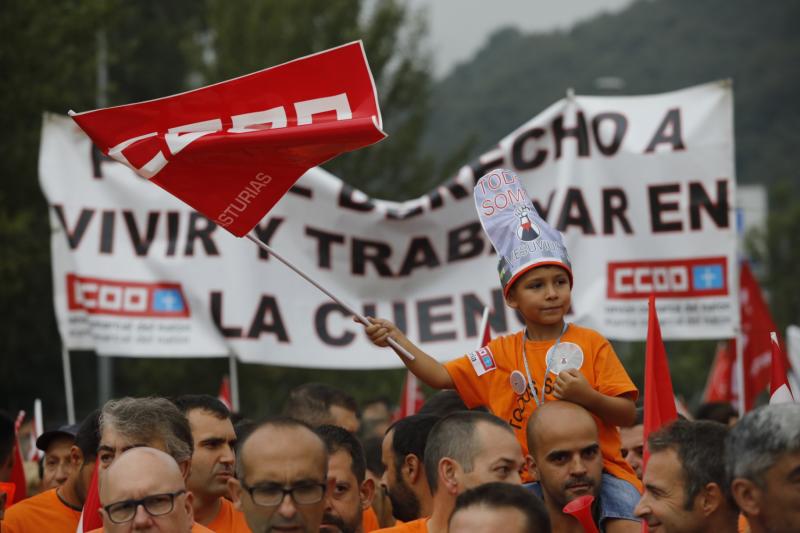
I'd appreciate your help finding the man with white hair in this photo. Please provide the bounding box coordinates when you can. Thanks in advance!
[726,403,800,533]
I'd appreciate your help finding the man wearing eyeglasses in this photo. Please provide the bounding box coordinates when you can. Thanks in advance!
[99,446,196,532]
[229,417,333,533]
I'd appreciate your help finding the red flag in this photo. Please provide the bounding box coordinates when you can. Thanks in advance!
[218,375,233,411]
[642,295,678,468]
[9,411,27,505]
[703,341,735,403]
[395,371,424,420]
[738,262,779,410]
[70,41,385,237]
[769,332,796,404]
[76,458,102,532]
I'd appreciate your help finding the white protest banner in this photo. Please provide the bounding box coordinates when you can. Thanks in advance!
[40,81,736,368]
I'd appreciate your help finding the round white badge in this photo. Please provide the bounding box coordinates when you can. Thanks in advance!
[546,342,584,375]
[509,370,528,395]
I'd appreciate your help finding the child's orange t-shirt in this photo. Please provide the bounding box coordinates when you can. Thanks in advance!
[444,324,641,490]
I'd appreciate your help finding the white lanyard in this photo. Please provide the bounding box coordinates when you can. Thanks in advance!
[521,322,568,406]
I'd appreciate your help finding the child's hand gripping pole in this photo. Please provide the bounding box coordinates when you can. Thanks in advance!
[246,232,415,361]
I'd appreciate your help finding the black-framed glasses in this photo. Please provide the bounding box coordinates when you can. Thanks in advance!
[242,481,326,507]
[103,489,186,524]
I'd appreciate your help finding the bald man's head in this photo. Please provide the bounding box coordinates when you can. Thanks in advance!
[100,447,193,531]
[525,402,602,509]
[526,401,598,457]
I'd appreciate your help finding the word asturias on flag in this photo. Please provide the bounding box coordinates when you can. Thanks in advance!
[69,41,386,236]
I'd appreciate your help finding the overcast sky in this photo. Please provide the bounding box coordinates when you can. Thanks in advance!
[407,0,635,78]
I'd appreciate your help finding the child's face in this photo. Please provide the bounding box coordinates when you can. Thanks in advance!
[505,265,571,327]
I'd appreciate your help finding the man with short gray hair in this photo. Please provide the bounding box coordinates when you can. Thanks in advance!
[98,397,194,475]
[726,403,800,533]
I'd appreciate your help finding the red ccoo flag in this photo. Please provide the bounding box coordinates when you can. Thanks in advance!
[769,332,796,404]
[642,295,678,468]
[69,41,385,237]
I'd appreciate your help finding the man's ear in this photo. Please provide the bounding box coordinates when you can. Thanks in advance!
[404,453,421,484]
[360,477,376,511]
[69,445,84,467]
[525,454,540,481]
[228,477,244,511]
[439,458,460,496]
[698,482,724,516]
[178,459,191,481]
[183,490,194,520]
[731,478,761,517]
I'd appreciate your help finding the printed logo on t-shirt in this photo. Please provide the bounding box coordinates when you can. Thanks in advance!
[546,342,584,374]
[467,346,497,376]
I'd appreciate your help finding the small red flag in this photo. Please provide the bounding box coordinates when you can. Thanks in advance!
[738,263,780,410]
[9,411,27,505]
[70,41,385,237]
[642,295,678,468]
[395,371,424,420]
[76,458,102,532]
[703,341,735,403]
[218,375,233,411]
[769,332,796,404]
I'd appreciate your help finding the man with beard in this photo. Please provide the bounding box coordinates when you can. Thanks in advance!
[175,394,250,532]
[526,401,640,533]
[380,414,439,523]
[229,417,331,533]
[2,410,100,533]
[315,425,376,533]
[377,411,526,533]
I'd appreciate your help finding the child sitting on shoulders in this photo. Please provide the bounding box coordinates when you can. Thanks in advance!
[363,168,641,532]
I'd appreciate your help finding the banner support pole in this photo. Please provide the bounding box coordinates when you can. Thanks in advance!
[735,327,746,416]
[61,345,76,425]
[228,353,240,413]
[245,232,414,361]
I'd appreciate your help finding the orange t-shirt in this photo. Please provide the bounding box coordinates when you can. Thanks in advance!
[444,325,641,490]
[207,497,251,532]
[0,488,81,533]
[363,506,381,532]
[374,517,428,533]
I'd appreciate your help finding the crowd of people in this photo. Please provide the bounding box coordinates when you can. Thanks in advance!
[1,387,798,533]
[2,170,798,532]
